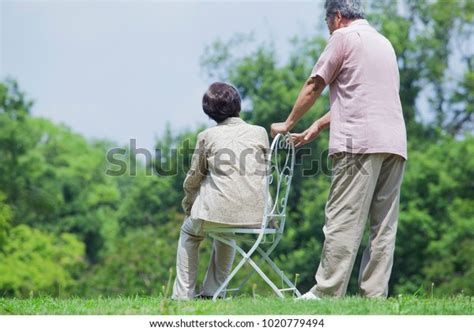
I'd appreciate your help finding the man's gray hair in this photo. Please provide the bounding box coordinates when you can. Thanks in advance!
[325,0,365,20]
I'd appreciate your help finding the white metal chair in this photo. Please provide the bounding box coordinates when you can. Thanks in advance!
[206,133,301,301]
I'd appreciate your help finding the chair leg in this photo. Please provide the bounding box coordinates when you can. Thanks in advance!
[232,236,281,296]
[231,243,301,298]
[210,232,296,299]
[256,246,301,297]
[211,233,284,300]
[246,256,284,298]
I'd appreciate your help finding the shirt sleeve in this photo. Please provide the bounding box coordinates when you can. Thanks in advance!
[310,31,345,85]
[182,132,208,215]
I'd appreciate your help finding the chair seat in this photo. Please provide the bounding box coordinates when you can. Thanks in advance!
[206,227,278,235]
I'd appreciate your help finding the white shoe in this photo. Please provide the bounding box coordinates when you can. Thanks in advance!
[295,291,321,301]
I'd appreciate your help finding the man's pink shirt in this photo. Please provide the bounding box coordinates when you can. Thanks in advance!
[311,19,407,159]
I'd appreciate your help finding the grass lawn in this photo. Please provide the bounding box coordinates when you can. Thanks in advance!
[0,295,472,315]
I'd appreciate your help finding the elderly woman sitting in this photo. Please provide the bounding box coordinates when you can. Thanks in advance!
[172,82,270,300]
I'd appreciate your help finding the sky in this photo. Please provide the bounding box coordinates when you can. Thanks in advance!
[1,0,326,150]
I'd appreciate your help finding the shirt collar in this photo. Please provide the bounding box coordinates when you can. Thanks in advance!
[217,117,245,126]
[348,19,370,27]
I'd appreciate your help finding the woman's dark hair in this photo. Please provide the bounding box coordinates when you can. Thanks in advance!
[202,82,241,123]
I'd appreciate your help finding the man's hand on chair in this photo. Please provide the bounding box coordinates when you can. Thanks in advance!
[270,122,290,138]
[291,121,322,148]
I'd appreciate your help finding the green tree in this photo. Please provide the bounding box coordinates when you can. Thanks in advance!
[394,136,474,295]
[1,80,122,263]
[0,192,12,250]
[81,225,179,297]
[0,225,85,297]
[370,0,474,136]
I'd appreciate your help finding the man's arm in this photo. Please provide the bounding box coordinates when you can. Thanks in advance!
[316,110,331,129]
[182,133,208,215]
[292,111,330,148]
[270,75,326,137]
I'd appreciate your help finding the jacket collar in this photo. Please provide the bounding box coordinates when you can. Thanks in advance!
[217,117,245,126]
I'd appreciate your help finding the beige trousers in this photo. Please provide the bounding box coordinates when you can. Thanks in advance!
[310,152,405,298]
[172,217,237,300]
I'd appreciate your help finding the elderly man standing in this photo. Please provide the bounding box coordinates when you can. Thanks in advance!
[271,0,407,299]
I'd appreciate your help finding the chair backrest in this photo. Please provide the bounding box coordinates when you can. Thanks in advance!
[262,133,295,230]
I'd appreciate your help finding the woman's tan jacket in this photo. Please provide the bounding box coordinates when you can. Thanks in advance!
[182,117,270,227]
